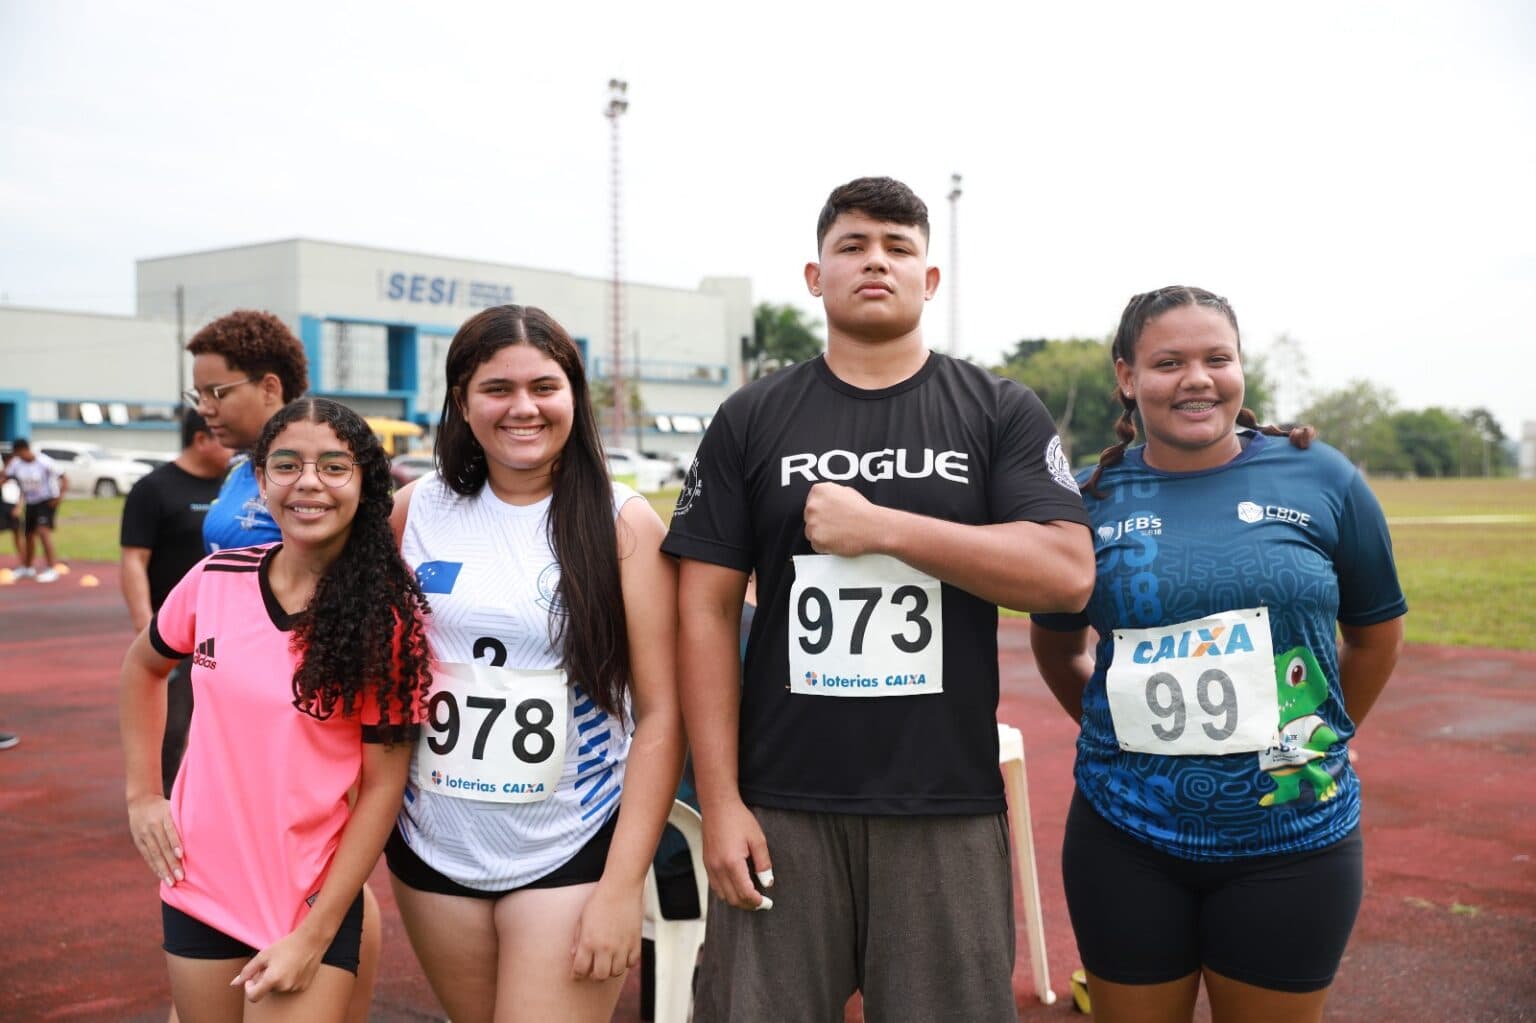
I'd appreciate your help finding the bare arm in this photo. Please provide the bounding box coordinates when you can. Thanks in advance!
[120,628,183,883]
[803,481,1095,612]
[235,740,413,1001]
[389,479,417,546]
[571,497,686,980]
[1029,622,1094,723]
[120,547,154,633]
[1338,616,1404,729]
[677,559,774,911]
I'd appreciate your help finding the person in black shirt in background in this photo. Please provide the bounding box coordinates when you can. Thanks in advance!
[120,410,232,793]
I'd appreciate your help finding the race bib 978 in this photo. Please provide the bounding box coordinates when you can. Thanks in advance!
[788,554,943,697]
[1105,608,1280,756]
[413,662,568,803]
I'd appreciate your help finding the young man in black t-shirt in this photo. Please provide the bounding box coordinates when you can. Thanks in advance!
[663,177,1094,1021]
[119,410,230,792]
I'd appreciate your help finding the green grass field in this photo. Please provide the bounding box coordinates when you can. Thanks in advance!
[29,479,1535,651]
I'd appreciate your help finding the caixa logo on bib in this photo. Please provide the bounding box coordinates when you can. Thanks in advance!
[780,448,969,486]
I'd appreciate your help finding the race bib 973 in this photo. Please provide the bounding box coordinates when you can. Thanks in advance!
[1105,608,1280,756]
[788,554,943,697]
[413,662,568,803]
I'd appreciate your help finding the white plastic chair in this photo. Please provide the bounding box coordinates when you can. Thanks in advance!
[642,799,708,1023]
[998,722,1057,1005]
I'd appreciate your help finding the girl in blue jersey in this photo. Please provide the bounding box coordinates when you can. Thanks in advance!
[1032,286,1406,1023]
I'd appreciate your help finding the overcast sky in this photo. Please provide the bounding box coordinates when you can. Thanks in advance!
[3,0,1532,436]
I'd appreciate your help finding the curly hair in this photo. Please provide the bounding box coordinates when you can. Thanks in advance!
[254,398,432,742]
[1085,286,1314,497]
[434,305,631,719]
[187,310,309,403]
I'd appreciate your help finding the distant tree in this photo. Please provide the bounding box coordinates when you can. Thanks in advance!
[1260,332,1312,422]
[1390,408,1465,477]
[1460,407,1514,476]
[748,303,823,378]
[1299,380,1407,473]
[994,338,1118,464]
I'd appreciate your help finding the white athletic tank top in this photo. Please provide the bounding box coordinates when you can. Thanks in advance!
[396,472,639,889]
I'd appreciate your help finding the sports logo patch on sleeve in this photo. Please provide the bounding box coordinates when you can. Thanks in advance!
[674,458,703,516]
[1046,436,1081,495]
[415,561,463,595]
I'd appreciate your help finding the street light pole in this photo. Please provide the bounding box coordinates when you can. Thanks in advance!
[605,79,629,446]
[947,173,962,357]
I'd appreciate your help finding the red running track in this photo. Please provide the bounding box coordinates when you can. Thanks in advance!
[2,563,1532,1021]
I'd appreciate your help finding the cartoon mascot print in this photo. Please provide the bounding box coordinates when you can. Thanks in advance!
[1257,646,1341,806]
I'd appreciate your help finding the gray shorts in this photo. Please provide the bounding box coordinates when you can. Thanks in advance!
[693,806,1019,1023]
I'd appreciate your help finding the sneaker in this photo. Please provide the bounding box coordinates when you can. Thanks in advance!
[36,569,58,583]
[12,566,34,579]
[0,733,18,750]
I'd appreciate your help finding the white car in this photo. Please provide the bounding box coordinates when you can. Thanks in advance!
[605,448,672,493]
[36,441,154,497]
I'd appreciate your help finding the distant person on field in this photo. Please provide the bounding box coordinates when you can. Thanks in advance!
[120,410,232,794]
[1,449,23,566]
[4,438,67,582]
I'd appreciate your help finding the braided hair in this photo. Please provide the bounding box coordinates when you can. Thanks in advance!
[253,398,433,742]
[1085,286,1315,497]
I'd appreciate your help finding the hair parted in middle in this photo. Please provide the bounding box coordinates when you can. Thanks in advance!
[815,176,931,252]
[252,397,432,742]
[1085,285,1314,497]
[433,304,631,719]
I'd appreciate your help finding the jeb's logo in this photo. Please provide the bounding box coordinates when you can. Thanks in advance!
[1132,623,1256,664]
[193,637,217,670]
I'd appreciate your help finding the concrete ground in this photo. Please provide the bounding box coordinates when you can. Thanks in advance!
[2,563,1532,1021]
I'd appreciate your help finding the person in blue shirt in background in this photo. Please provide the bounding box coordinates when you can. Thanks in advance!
[1031,286,1406,1023]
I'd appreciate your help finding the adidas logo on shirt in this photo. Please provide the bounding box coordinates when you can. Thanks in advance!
[193,637,217,670]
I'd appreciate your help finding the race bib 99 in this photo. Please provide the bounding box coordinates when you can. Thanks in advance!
[413,661,568,803]
[1105,608,1280,756]
[788,554,943,697]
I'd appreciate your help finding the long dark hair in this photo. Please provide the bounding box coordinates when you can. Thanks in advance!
[1085,285,1314,496]
[434,305,630,718]
[254,398,432,741]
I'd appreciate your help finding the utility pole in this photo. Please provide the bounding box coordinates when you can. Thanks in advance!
[606,79,629,445]
[947,173,962,357]
[175,285,186,410]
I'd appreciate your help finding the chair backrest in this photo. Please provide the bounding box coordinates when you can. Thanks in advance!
[644,800,707,922]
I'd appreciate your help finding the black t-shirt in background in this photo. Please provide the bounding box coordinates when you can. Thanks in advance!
[120,462,223,610]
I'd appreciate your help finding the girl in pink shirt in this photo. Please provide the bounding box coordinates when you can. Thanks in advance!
[121,398,431,1021]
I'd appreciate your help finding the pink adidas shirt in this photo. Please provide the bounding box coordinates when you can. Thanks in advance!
[150,544,405,949]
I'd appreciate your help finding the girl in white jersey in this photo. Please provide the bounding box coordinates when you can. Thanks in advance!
[387,304,683,1023]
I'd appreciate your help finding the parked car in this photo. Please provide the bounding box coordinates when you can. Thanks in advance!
[606,448,672,493]
[390,453,437,490]
[118,449,175,471]
[35,441,154,497]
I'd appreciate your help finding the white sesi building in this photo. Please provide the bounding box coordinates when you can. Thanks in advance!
[0,238,753,462]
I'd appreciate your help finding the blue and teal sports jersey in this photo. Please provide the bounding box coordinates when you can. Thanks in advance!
[1034,432,1406,861]
[202,456,278,554]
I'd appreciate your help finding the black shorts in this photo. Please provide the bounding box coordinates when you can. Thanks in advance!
[386,810,618,899]
[1062,790,1363,993]
[23,501,56,534]
[161,891,365,974]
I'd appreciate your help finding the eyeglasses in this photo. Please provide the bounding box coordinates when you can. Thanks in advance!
[182,377,256,406]
[262,455,357,488]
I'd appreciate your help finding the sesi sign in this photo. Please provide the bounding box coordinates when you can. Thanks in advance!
[379,271,515,309]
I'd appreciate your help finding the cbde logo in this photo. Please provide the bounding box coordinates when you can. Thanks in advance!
[1131,622,1256,664]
